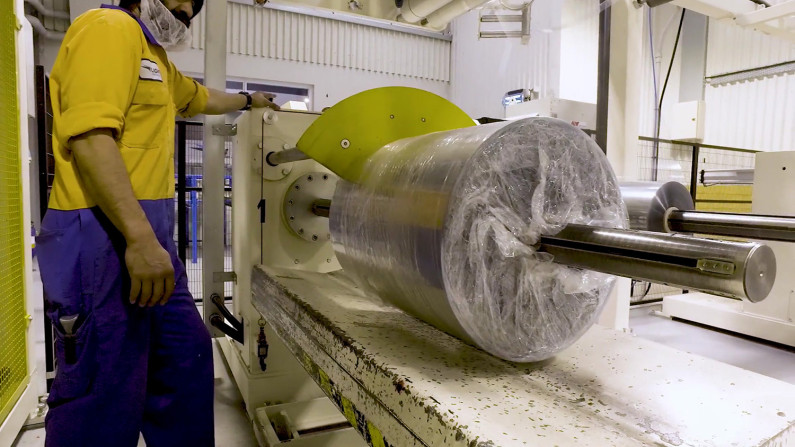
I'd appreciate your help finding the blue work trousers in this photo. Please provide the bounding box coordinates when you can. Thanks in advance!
[37,199,214,447]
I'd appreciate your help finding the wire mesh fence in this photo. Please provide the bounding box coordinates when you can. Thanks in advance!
[174,122,234,301]
[0,0,30,421]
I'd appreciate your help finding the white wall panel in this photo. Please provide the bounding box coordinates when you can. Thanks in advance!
[637,5,684,139]
[706,18,794,76]
[170,49,450,111]
[635,6,793,153]
[559,0,599,104]
[449,2,562,119]
[704,74,795,151]
[703,16,794,151]
[190,2,450,82]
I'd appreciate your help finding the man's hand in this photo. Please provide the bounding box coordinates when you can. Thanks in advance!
[251,92,280,110]
[203,89,281,114]
[126,235,175,307]
[71,129,177,308]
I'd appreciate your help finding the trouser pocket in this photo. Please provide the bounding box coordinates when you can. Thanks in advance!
[49,312,96,406]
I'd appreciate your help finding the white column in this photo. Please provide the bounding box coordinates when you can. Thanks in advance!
[599,0,644,330]
[202,0,228,335]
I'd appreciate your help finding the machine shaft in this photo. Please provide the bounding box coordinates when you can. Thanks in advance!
[619,181,795,244]
[667,210,795,243]
[317,194,775,302]
[538,224,775,303]
[311,199,332,218]
[266,148,310,166]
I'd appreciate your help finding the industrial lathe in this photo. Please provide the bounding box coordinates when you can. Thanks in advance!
[211,87,795,446]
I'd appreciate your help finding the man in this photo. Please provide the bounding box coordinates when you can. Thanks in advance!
[37,0,278,445]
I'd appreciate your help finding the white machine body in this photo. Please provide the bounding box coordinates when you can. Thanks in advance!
[224,108,357,446]
[226,108,795,446]
[664,151,795,346]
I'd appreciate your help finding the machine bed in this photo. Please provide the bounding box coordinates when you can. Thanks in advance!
[251,265,795,446]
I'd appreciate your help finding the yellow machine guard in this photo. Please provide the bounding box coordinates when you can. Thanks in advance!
[296,87,475,182]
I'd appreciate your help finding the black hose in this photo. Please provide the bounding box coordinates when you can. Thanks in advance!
[748,0,771,7]
[652,9,685,181]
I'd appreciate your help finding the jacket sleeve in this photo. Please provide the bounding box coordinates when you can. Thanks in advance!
[52,13,142,148]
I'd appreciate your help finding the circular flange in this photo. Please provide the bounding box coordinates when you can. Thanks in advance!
[284,172,337,242]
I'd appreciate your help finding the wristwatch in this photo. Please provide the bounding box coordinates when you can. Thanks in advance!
[239,91,252,111]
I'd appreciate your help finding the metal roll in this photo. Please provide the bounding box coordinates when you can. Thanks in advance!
[620,181,694,232]
[266,147,310,165]
[667,210,795,243]
[620,181,795,243]
[539,225,775,303]
[330,118,628,362]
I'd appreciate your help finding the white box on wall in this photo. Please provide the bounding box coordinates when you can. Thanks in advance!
[671,100,705,142]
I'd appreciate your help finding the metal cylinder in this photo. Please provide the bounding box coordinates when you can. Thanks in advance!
[266,148,310,165]
[667,210,795,243]
[539,224,775,303]
[620,181,795,243]
[700,168,755,185]
[331,118,628,362]
[620,181,694,232]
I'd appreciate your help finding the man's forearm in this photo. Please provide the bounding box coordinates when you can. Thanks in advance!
[202,88,248,115]
[71,129,156,244]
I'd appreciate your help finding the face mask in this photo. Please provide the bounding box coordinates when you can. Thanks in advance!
[139,0,192,51]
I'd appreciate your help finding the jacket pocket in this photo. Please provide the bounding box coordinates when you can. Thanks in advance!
[120,80,170,149]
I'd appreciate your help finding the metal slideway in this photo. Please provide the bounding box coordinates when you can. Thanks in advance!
[0,0,31,426]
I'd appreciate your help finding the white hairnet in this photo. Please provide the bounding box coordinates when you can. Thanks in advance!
[139,0,192,51]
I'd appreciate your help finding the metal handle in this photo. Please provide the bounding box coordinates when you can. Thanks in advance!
[266,148,310,166]
[538,224,776,303]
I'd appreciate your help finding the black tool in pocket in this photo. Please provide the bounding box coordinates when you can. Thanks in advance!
[59,314,80,364]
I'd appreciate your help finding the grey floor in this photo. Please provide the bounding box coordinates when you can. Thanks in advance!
[12,341,259,447]
[629,303,795,385]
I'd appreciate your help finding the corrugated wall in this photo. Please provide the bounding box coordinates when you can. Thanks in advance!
[703,18,794,151]
[189,2,451,82]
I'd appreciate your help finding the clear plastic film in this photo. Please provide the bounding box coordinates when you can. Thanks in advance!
[330,118,628,362]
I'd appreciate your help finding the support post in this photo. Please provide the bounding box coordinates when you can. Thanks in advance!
[177,122,187,264]
[596,0,611,153]
[689,144,699,203]
[599,0,644,329]
[202,0,227,335]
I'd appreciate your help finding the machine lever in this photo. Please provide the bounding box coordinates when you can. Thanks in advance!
[211,293,243,333]
[210,314,244,344]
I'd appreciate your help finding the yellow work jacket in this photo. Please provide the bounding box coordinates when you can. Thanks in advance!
[48,6,208,210]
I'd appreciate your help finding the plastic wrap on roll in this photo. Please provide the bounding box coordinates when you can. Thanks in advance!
[330,118,628,362]
[620,181,695,232]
